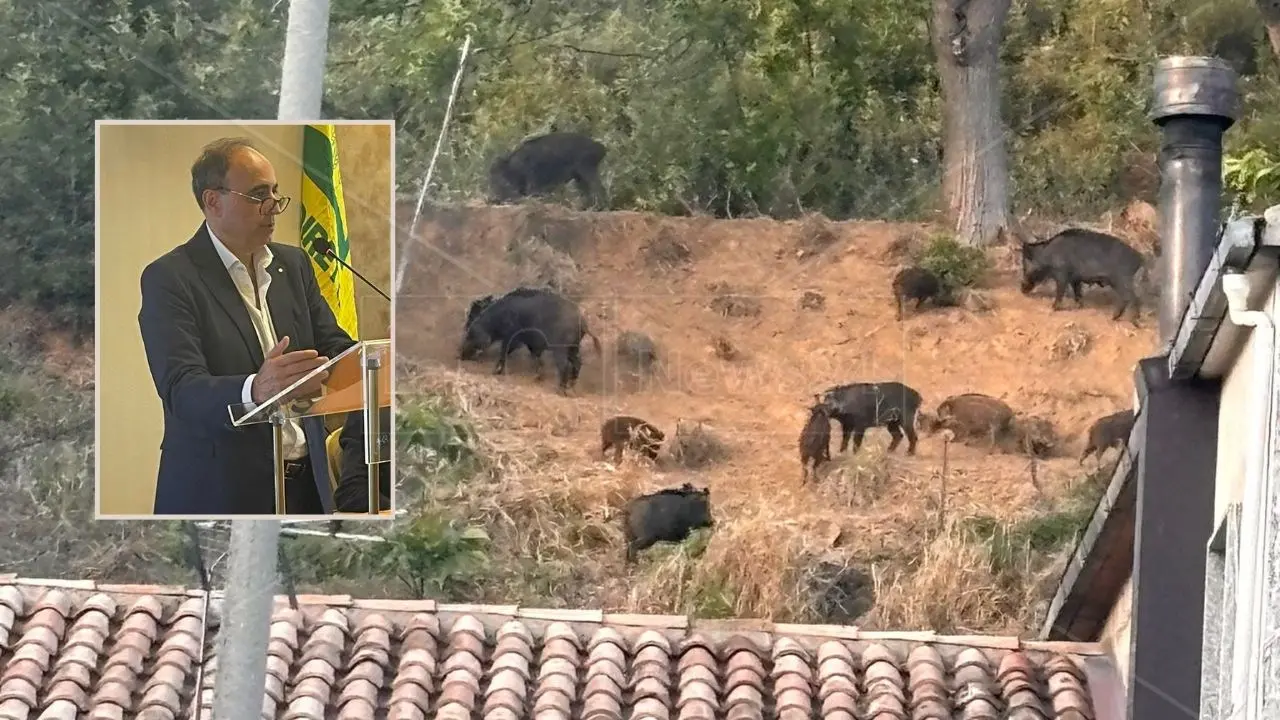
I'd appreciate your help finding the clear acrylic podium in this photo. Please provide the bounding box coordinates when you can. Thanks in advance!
[227,339,392,516]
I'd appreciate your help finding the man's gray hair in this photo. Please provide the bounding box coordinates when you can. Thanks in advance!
[190,137,260,210]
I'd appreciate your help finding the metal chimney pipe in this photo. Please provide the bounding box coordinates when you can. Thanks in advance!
[1151,56,1240,346]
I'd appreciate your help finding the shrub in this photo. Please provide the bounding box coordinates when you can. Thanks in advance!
[396,393,486,498]
[377,510,491,599]
[914,233,992,296]
[1224,148,1280,213]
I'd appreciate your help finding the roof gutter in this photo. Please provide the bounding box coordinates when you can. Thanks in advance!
[1167,215,1275,380]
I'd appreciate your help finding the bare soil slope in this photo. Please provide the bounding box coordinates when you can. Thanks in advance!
[395,202,1156,632]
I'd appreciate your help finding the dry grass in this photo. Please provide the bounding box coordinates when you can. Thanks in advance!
[1114,199,1160,255]
[706,281,764,318]
[1051,323,1094,361]
[1,203,1127,624]
[882,227,929,263]
[710,334,740,361]
[792,212,839,260]
[799,290,826,311]
[641,226,694,270]
[401,372,839,618]
[506,234,585,299]
[863,518,1049,633]
[614,330,659,376]
[668,420,731,469]
[0,201,1154,630]
[1005,415,1061,458]
[628,505,820,617]
[816,443,894,506]
[958,288,996,314]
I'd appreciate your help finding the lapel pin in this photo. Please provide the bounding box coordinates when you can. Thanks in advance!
[277,267,284,273]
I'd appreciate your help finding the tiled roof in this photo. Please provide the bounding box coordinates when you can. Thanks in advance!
[0,576,1122,720]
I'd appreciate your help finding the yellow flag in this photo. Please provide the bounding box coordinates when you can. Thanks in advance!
[299,124,360,340]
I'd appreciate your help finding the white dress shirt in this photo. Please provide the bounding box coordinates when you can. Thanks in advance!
[207,226,309,461]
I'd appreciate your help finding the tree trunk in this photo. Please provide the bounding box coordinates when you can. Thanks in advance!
[931,0,1014,247]
[1259,0,1280,60]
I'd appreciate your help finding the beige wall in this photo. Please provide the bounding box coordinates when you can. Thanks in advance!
[1213,279,1278,526]
[336,124,393,339]
[97,122,393,516]
[1098,575,1133,688]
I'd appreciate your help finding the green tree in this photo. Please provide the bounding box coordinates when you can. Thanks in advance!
[5,0,1280,335]
[0,0,282,332]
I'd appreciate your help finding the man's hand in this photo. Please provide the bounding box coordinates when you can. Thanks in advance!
[250,336,330,405]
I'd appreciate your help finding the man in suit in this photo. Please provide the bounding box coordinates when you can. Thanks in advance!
[139,136,356,515]
[333,407,393,513]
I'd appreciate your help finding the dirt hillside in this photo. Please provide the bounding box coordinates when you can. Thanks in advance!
[394,201,1157,632]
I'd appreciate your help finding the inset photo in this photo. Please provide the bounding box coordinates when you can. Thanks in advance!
[96,120,396,520]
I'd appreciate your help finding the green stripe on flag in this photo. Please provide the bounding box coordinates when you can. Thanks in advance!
[300,124,360,340]
[302,125,349,260]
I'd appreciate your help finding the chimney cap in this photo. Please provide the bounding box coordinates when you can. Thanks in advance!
[1151,56,1240,126]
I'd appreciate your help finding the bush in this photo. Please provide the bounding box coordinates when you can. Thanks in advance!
[1224,147,1280,213]
[914,233,992,295]
[377,510,491,599]
[396,393,485,496]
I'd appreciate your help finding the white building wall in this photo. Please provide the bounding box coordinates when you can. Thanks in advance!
[1214,288,1265,525]
[1203,277,1280,720]
[1098,575,1133,688]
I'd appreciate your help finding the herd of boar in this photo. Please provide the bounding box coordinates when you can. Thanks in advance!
[462,131,1151,563]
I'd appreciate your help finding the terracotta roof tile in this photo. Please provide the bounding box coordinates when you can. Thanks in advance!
[0,578,1120,720]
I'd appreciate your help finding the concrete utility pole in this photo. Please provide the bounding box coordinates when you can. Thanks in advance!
[277,0,332,117]
[209,1,332,719]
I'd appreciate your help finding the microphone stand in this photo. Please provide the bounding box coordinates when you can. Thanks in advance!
[325,249,391,302]
[313,238,392,519]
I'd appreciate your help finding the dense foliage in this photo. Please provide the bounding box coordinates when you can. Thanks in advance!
[4,0,1280,327]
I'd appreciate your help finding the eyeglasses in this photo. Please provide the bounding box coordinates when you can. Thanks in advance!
[215,187,292,216]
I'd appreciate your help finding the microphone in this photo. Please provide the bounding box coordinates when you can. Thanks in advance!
[312,236,392,302]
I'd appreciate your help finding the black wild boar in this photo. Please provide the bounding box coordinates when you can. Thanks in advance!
[1080,409,1136,464]
[623,483,714,564]
[798,400,833,484]
[1017,228,1147,323]
[819,381,923,455]
[600,415,665,464]
[458,287,603,393]
[891,266,945,320]
[488,131,608,209]
[461,287,546,360]
[932,393,1015,449]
